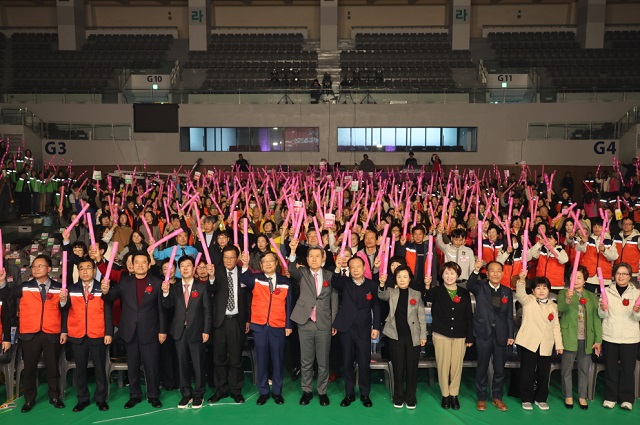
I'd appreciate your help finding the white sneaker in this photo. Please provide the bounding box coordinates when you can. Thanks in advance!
[535,401,550,410]
[522,402,533,410]
[620,402,633,410]
[406,403,416,410]
[603,400,616,409]
[394,402,404,408]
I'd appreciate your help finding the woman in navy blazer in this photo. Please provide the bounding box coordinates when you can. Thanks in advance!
[423,261,473,410]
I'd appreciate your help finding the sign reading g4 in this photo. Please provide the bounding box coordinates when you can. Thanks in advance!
[44,141,66,155]
[593,141,616,155]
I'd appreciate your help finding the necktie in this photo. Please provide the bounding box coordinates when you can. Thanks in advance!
[40,284,46,302]
[268,277,273,293]
[227,271,235,311]
[181,247,186,258]
[184,283,190,307]
[310,273,319,322]
[341,269,347,276]
[84,285,90,300]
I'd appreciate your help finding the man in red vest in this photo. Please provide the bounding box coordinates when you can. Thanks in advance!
[62,257,112,412]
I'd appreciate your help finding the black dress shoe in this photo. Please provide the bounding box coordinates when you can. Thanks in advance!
[340,394,356,407]
[21,401,35,413]
[441,396,450,409]
[319,394,330,406]
[148,398,162,408]
[124,398,141,409]
[299,392,313,406]
[360,395,373,408]
[273,394,285,405]
[232,394,245,404]
[257,394,270,405]
[73,401,90,412]
[50,398,65,409]
[97,401,110,411]
[451,396,460,410]
[291,367,301,381]
[565,402,574,409]
[207,392,228,404]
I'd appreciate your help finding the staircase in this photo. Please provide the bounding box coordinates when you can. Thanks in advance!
[312,39,353,85]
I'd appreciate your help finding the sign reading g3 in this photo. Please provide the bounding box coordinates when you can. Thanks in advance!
[45,141,66,155]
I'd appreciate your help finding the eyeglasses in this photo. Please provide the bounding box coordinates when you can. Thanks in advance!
[615,272,630,276]
[78,267,94,272]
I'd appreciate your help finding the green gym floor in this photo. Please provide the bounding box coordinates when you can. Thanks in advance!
[1,369,638,424]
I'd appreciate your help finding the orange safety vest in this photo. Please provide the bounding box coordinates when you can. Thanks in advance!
[67,290,106,339]
[250,278,289,328]
[579,237,614,279]
[404,246,432,277]
[501,255,523,288]
[19,286,62,334]
[613,234,640,273]
[535,248,566,288]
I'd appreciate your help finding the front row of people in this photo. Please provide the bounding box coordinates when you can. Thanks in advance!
[0,250,638,414]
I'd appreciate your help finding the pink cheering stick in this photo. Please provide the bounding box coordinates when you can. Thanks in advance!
[634,293,640,308]
[339,227,351,259]
[312,216,323,247]
[426,235,434,278]
[164,245,179,283]
[195,223,212,265]
[243,217,249,255]
[194,252,203,268]
[569,209,587,238]
[62,251,68,290]
[268,238,287,267]
[232,211,239,245]
[147,228,184,253]
[86,212,96,248]
[65,203,91,235]
[522,218,530,272]
[59,186,65,209]
[569,250,581,291]
[596,267,608,306]
[477,221,484,263]
[380,237,391,276]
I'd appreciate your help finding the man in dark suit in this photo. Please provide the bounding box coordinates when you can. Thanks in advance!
[194,216,220,265]
[207,245,249,404]
[331,255,380,408]
[239,250,292,406]
[62,257,112,412]
[467,260,515,412]
[0,254,66,412]
[161,255,212,409]
[288,241,339,407]
[101,251,166,409]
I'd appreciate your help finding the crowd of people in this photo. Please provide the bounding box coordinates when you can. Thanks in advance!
[0,147,639,415]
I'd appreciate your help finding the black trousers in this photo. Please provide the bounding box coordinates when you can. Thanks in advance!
[519,346,551,403]
[21,332,61,403]
[213,316,245,396]
[388,335,421,405]
[175,333,206,399]
[475,330,507,401]
[70,337,108,403]
[159,334,178,389]
[602,340,639,404]
[340,327,371,397]
[125,331,161,399]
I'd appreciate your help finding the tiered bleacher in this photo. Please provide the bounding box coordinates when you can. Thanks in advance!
[184,33,318,90]
[339,33,474,90]
[490,30,640,90]
[11,33,172,92]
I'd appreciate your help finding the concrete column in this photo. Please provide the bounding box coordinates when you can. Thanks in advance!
[56,0,85,50]
[576,0,606,49]
[188,0,210,51]
[320,0,338,51]
[449,0,470,51]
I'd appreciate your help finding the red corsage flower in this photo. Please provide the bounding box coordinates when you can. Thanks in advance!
[453,295,461,303]
[501,296,508,304]
[145,286,153,294]
[548,313,554,321]
[622,299,630,306]
[274,288,281,295]
[366,293,373,301]
[410,299,417,306]
[579,297,587,305]
[88,294,95,301]
[191,291,199,299]
[323,281,329,287]
[46,293,53,300]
